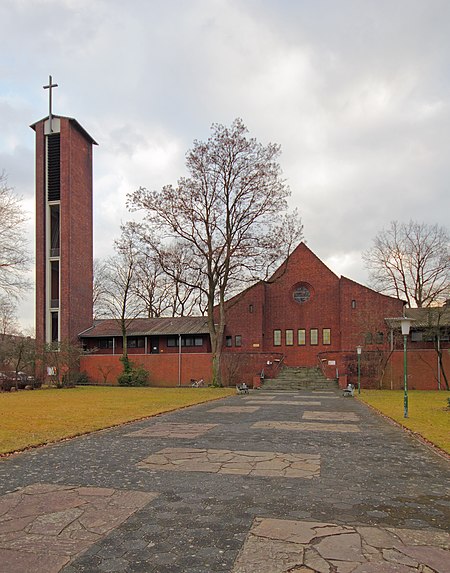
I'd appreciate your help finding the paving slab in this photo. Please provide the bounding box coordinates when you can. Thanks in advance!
[210,406,260,413]
[0,389,448,572]
[253,420,360,433]
[137,447,321,478]
[246,400,322,405]
[302,411,360,422]
[0,484,157,573]
[125,422,218,438]
[232,517,450,573]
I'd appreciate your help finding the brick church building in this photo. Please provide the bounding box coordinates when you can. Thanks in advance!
[78,242,408,388]
[31,108,448,390]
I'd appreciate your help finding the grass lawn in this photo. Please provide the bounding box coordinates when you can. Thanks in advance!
[0,386,234,456]
[358,390,450,455]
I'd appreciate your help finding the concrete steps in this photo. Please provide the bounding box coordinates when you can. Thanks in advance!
[262,366,338,391]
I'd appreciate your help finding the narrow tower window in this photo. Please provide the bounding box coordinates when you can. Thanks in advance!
[51,311,59,343]
[50,204,60,257]
[50,260,59,308]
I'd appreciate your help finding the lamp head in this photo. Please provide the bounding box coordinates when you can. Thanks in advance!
[400,317,413,336]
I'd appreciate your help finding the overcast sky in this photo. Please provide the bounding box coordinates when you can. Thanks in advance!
[1,0,449,330]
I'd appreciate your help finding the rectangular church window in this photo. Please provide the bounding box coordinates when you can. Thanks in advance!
[285,329,294,345]
[51,311,59,343]
[50,260,59,308]
[49,204,60,257]
[273,330,281,346]
[323,328,331,345]
[310,329,318,345]
[351,299,356,309]
[235,335,242,347]
[226,336,232,347]
[298,329,306,345]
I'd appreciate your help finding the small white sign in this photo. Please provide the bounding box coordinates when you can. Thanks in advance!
[327,360,336,366]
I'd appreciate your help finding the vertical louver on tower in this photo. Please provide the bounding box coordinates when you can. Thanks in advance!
[47,133,60,201]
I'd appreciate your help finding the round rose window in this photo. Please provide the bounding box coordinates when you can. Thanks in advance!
[293,285,311,303]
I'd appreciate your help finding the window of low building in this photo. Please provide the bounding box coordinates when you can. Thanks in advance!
[167,335,204,347]
[128,337,145,348]
[310,328,318,345]
[98,338,113,349]
[411,331,423,342]
[274,329,281,346]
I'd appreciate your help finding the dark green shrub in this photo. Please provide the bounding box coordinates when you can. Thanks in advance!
[118,357,149,387]
[75,372,91,385]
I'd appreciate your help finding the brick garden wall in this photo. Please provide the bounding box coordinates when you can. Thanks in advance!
[318,348,450,390]
[381,349,450,391]
[80,353,213,387]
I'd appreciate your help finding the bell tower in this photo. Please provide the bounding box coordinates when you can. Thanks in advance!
[31,76,97,347]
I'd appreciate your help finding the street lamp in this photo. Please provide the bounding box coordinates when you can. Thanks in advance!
[400,317,414,418]
[356,345,362,395]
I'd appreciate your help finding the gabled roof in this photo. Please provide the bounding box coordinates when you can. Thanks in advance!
[268,242,339,282]
[30,115,98,145]
[340,276,406,304]
[79,316,210,338]
[385,306,450,329]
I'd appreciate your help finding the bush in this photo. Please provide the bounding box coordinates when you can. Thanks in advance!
[75,372,91,386]
[117,357,149,387]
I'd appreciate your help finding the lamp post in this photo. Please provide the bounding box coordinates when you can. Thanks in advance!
[400,317,413,418]
[356,345,362,395]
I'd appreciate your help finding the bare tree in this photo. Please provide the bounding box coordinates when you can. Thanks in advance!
[128,119,303,384]
[0,295,20,339]
[151,238,207,317]
[363,220,449,307]
[93,258,109,320]
[37,340,87,388]
[96,229,142,360]
[0,172,30,297]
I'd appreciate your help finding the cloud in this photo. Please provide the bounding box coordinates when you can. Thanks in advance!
[0,0,449,327]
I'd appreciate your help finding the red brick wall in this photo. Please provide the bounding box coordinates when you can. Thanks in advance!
[382,349,450,390]
[222,244,406,369]
[339,277,404,350]
[60,118,93,342]
[80,353,213,387]
[224,244,342,366]
[33,117,94,348]
[222,282,266,352]
[318,348,450,390]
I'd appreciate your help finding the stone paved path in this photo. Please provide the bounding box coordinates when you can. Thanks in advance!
[0,389,449,572]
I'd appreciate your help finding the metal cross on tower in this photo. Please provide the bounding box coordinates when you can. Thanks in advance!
[43,75,58,133]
